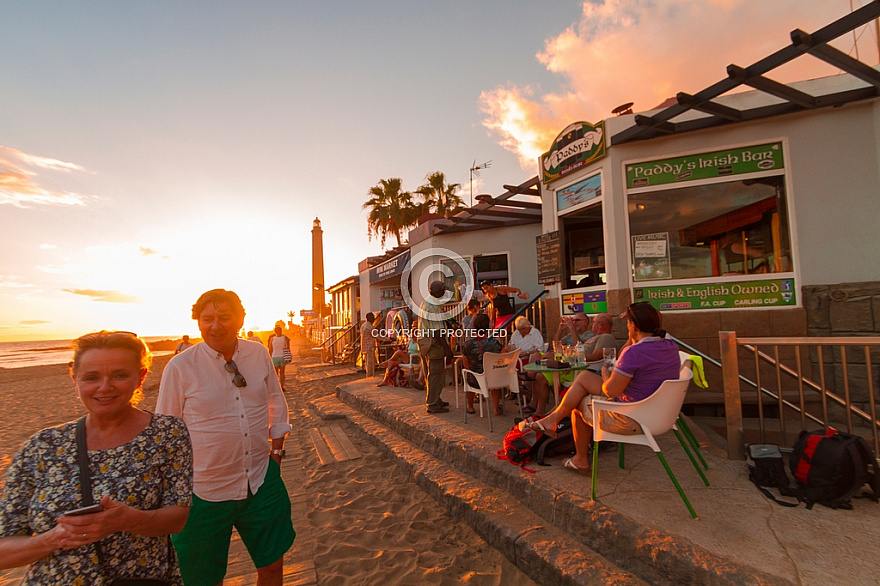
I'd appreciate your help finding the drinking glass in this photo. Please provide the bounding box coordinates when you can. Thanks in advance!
[603,347,617,369]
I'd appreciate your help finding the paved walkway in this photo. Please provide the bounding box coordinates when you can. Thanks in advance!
[317,371,880,585]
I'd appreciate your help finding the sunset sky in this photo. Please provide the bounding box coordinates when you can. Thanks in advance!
[2,0,874,341]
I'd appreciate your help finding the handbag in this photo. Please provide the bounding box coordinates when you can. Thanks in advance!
[75,417,176,586]
[283,345,293,364]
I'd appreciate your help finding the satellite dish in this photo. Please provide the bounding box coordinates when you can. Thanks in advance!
[612,102,634,116]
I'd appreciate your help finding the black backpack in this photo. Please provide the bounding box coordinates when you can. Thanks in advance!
[788,428,880,510]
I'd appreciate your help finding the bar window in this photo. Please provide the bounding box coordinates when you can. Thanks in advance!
[560,202,605,289]
[628,175,792,280]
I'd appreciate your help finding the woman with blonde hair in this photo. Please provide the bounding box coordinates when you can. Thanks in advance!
[0,331,193,584]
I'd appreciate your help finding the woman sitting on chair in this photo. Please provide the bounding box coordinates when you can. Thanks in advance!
[377,337,424,388]
[520,302,680,474]
[461,313,503,415]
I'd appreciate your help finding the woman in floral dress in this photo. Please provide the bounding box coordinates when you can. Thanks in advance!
[0,331,193,585]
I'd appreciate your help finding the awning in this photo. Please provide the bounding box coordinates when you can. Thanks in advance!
[612,2,880,145]
[432,176,542,235]
[369,249,411,284]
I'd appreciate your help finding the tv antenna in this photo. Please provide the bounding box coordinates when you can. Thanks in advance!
[469,160,492,207]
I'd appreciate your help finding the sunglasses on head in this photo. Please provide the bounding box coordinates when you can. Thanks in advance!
[224,359,247,388]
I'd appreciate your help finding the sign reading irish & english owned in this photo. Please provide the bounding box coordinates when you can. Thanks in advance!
[633,278,796,311]
[542,121,606,182]
[626,142,784,189]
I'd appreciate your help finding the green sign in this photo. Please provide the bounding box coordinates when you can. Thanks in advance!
[633,278,796,311]
[626,142,784,189]
[542,121,606,182]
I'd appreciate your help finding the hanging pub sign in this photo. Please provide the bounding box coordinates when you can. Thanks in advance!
[626,142,784,189]
[542,121,606,183]
[633,278,797,311]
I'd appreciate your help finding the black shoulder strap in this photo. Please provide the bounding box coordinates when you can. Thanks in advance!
[75,416,94,506]
[747,465,800,507]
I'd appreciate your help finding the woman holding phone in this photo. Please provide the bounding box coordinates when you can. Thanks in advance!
[0,331,193,585]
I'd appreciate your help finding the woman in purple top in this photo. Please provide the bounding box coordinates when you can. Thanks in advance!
[521,303,680,474]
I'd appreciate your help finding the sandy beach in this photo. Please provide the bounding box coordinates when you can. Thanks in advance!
[0,341,535,585]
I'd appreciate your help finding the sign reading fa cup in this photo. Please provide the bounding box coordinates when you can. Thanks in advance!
[542,121,606,182]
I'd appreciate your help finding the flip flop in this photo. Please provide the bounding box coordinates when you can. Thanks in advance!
[527,419,557,438]
[563,457,590,475]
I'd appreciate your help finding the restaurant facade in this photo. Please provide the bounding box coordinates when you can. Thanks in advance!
[537,74,880,357]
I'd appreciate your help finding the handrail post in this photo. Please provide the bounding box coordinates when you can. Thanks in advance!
[720,331,745,460]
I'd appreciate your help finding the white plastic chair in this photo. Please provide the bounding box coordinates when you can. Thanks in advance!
[589,368,709,519]
[460,349,521,432]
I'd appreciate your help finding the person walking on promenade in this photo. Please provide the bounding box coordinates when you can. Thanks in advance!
[175,334,194,355]
[267,326,291,389]
[418,281,453,414]
[360,312,379,378]
[247,331,262,345]
[157,289,295,586]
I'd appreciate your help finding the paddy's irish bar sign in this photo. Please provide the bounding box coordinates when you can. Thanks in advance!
[542,121,606,182]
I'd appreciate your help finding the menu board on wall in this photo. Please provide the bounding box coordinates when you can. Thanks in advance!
[633,278,797,311]
[536,231,561,285]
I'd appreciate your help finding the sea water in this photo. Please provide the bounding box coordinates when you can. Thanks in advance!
[0,338,173,369]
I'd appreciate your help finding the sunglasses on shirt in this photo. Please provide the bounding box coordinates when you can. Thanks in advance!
[224,359,247,388]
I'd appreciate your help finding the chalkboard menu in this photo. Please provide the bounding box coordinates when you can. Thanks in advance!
[536,231,561,285]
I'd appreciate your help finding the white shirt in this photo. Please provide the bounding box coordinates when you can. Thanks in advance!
[510,327,544,355]
[157,339,291,502]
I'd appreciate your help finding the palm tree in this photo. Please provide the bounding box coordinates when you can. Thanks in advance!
[415,171,465,217]
[362,178,422,249]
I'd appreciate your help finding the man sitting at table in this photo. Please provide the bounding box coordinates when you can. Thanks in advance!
[530,313,618,414]
[554,312,594,346]
[504,316,545,414]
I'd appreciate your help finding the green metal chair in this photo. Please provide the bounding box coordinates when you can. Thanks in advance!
[677,351,709,471]
[590,368,709,519]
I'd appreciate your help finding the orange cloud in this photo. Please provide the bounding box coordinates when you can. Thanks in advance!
[62,289,143,303]
[0,145,88,207]
[481,0,873,167]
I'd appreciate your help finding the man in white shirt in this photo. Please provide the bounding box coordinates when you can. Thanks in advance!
[506,316,545,363]
[157,289,294,586]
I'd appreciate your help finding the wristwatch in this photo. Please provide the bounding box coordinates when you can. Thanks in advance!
[270,448,286,458]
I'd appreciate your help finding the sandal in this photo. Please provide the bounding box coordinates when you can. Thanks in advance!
[563,457,590,475]
[527,419,557,438]
[466,408,476,414]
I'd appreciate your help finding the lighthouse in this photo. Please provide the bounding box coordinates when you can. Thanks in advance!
[311,218,325,317]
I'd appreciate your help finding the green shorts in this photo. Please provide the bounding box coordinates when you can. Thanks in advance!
[172,458,296,586]
[272,356,286,368]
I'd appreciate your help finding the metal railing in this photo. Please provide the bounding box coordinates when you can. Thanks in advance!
[318,322,359,364]
[720,331,880,460]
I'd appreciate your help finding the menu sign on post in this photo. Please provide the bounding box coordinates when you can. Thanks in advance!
[536,231,561,285]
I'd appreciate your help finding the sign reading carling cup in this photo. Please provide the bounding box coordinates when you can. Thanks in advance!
[542,121,607,183]
[400,248,475,322]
